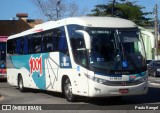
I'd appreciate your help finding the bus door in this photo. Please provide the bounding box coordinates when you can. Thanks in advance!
[72,36,89,96]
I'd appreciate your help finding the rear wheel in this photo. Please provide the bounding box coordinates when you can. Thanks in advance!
[18,76,25,92]
[63,78,76,102]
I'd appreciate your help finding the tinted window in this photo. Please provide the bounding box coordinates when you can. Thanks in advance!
[67,25,87,66]
[32,33,43,53]
[43,30,54,52]
[23,36,29,54]
[7,26,68,55]
[15,38,22,54]
[7,39,16,54]
[58,28,68,53]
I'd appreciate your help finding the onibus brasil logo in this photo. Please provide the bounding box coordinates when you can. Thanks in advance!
[29,55,43,76]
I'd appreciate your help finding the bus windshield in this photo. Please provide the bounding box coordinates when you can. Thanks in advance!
[87,28,146,74]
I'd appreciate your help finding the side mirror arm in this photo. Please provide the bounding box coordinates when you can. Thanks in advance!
[75,30,91,50]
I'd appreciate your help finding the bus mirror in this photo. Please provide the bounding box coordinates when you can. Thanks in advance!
[75,30,91,50]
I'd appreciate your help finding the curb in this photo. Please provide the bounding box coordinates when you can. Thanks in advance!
[153,80,160,84]
[149,81,160,86]
[149,80,160,84]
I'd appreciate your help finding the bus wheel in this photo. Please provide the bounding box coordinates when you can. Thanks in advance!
[18,76,25,92]
[64,78,76,102]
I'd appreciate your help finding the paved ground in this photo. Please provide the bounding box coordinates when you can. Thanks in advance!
[148,76,160,87]
[0,77,160,113]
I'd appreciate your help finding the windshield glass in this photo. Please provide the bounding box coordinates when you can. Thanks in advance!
[87,28,146,73]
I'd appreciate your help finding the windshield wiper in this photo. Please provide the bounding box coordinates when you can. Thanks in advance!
[114,30,140,70]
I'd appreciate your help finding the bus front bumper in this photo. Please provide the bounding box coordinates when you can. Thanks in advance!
[88,80,148,97]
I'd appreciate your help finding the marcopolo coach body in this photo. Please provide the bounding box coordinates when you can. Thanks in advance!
[7,16,148,102]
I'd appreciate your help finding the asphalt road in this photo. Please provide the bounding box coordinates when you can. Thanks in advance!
[0,77,160,113]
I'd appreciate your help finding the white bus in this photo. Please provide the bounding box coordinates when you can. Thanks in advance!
[7,17,148,102]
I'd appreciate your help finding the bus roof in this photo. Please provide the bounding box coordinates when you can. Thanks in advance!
[8,16,137,40]
[65,16,137,28]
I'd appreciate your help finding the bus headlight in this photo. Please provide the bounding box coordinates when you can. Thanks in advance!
[136,76,147,82]
[85,74,106,84]
[85,74,147,86]
[94,77,106,84]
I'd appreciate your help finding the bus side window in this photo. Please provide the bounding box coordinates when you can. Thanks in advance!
[67,25,87,66]
[75,38,87,66]
[71,34,87,67]
[58,27,68,54]
[35,45,41,53]
[46,43,53,51]
[43,30,54,52]
[53,32,59,51]
[33,34,42,53]
[7,39,15,54]
[15,38,22,54]
[28,37,33,54]
[58,33,67,52]
[23,37,29,54]
[43,38,53,52]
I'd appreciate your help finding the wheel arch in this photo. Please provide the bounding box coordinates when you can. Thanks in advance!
[61,75,69,94]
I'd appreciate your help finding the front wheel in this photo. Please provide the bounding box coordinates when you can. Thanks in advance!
[63,78,76,102]
[18,76,25,92]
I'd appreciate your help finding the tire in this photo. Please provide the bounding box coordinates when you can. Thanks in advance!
[63,78,76,102]
[18,76,25,92]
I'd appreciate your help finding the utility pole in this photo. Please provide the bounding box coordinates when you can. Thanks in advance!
[111,0,116,16]
[154,4,159,60]
[56,0,61,20]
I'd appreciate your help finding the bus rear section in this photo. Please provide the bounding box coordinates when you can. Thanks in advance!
[0,36,7,79]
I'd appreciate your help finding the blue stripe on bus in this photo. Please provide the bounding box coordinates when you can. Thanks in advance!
[11,52,72,90]
[11,53,49,90]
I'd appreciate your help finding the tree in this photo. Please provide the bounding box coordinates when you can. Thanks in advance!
[89,1,153,26]
[33,0,88,21]
[33,0,65,20]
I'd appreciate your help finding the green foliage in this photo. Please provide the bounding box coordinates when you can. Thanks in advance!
[89,1,153,26]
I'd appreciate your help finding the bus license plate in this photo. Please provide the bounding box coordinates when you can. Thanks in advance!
[119,89,129,94]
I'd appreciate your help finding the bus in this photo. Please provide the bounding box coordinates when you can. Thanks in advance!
[0,36,7,79]
[7,17,148,102]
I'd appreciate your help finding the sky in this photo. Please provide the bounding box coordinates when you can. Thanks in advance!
[0,0,159,20]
